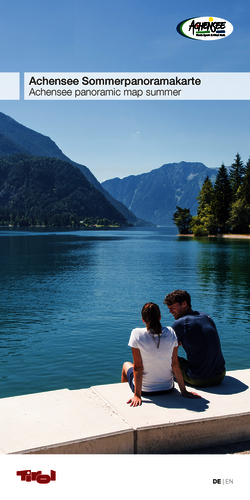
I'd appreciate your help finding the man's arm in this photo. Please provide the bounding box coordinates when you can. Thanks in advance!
[172,347,201,399]
[127,347,143,407]
[171,320,183,346]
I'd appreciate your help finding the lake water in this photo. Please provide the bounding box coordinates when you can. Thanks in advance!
[0,226,249,399]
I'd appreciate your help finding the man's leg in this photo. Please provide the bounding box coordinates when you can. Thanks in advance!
[178,356,226,387]
[186,369,226,387]
[121,362,133,383]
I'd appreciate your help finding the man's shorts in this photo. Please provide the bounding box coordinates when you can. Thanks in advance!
[178,356,226,387]
[127,366,174,396]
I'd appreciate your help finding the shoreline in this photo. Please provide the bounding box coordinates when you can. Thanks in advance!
[178,233,250,239]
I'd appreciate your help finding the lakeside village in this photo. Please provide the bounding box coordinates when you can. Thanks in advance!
[1,217,123,229]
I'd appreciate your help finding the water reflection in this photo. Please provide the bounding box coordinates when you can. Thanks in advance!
[0,228,249,398]
[196,238,250,301]
[192,237,250,369]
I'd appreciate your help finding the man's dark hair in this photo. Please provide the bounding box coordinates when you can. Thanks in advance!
[163,290,192,308]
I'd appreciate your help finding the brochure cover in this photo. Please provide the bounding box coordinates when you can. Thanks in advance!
[0,0,249,497]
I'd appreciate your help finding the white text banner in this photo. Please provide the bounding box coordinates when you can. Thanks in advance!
[24,72,250,100]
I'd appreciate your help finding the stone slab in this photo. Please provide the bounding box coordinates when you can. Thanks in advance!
[1,370,249,455]
[0,388,133,454]
[92,369,250,453]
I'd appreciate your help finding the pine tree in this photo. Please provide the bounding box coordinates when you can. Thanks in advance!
[196,176,215,216]
[241,157,250,205]
[229,153,245,200]
[190,176,219,236]
[213,164,232,233]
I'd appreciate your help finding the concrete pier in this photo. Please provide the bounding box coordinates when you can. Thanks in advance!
[0,369,249,454]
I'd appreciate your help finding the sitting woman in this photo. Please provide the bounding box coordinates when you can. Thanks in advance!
[121,302,201,406]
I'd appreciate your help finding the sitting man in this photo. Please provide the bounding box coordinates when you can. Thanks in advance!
[163,290,226,387]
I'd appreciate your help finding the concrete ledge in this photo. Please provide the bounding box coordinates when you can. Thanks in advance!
[93,369,250,453]
[0,388,133,454]
[134,414,250,454]
[0,369,249,454]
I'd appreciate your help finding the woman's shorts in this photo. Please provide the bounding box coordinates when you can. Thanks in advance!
[127,366,174,396]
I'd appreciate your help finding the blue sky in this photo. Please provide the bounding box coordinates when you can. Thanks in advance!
[0,0,250,181]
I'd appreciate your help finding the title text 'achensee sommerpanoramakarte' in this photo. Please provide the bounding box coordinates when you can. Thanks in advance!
[28,75,202,97]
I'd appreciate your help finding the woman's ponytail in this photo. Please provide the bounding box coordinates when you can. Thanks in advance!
[141,302,162,335]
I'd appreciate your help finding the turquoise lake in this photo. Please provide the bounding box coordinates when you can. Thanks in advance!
[0,226,249,399]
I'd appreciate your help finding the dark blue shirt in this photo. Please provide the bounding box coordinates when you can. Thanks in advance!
[172,311,225,379]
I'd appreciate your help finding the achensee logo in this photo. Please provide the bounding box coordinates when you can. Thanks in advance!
[177,16,233,40]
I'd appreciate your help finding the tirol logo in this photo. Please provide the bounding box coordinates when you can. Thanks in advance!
[16,469,56,484]
[176,17,233,40]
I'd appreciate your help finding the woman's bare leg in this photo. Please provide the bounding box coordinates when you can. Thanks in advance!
[121,362,133,382]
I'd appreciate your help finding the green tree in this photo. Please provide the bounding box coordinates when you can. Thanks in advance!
[172,206,192,234]
[196,176,215,215]
[241,157,250,205]
[190,209,218,236]
[213,163,232,233]
[190,176,219,236]
[229,153,245,200]
[228,199,250,234]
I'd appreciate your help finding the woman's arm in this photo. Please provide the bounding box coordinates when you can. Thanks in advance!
[127,347,143,407]
[172,347,201,399]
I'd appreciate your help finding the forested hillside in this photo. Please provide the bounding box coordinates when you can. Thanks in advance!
[0,154,127,227]
[0,112,140,225]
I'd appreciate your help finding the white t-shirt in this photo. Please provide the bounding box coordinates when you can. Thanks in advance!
[128,326,178,392]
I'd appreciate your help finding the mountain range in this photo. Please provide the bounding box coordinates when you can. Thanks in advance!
[0,111,220,227]
[0,112,146,226]
[101,162,218,226]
